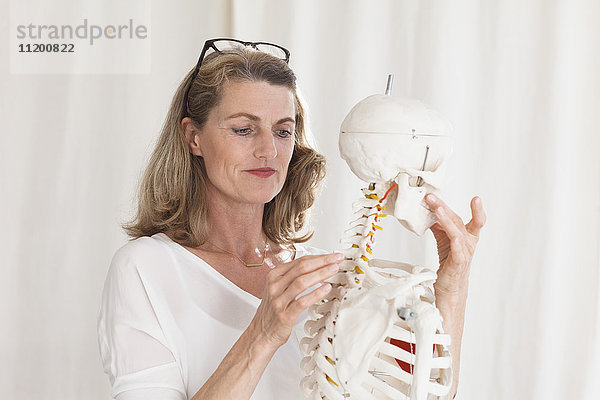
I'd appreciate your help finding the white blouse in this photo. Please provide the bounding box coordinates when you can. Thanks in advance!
[97,232,327,400]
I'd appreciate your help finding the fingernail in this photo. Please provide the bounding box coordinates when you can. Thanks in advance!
[329,264,339,272]
[332,253,344,261]
[427,194,437,203]
[321,283,332,292]
[437,206,445,216]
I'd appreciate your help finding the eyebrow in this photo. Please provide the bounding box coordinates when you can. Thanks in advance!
[225,112,295,125]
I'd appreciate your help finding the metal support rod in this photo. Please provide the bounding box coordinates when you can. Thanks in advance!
[416,145,430,187]
[385,74,394,95]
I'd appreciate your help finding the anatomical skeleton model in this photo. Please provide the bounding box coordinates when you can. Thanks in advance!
[300,76,454,400]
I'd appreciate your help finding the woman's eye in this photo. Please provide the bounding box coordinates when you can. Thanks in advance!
[232,127,252,136]
[276,129,292,138]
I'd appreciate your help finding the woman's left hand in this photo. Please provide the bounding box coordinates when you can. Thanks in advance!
[424,194,486,297]
[424,193,485,397]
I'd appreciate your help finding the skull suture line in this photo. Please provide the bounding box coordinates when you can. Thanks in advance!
[300,76,454,400]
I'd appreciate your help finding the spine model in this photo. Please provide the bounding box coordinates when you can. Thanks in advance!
[300,183,453,400]
[336,182,391,284]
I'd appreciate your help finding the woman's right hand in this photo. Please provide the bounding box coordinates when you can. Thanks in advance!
[250,253,343,349]
[190,253,343,400]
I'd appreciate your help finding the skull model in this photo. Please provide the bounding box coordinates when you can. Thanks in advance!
[300,77,453,399]
[338,85,453,236]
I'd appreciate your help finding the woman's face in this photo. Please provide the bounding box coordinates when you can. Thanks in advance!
[187,80,296,206]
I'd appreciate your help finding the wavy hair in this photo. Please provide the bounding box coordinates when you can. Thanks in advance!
[123,47,326,247]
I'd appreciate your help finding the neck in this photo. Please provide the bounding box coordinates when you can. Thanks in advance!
[204,186,267,259]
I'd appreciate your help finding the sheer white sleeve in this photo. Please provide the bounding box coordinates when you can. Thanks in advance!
[97,245,187,400]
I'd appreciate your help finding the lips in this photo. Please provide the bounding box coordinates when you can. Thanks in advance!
[245,168,276,178]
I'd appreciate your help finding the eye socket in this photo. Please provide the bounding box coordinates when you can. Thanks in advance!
[408,176,421,187]
[231,125,293,138]
[275,129,292,138]
[232,127,253,136]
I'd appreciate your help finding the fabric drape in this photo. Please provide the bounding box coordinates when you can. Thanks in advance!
[2,1,598,399]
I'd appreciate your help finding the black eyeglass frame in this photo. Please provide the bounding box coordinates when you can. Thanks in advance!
[183,38,291,117]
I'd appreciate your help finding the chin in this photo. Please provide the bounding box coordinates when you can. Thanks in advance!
[259,191,281,204]
[239,187,281,205]
[236,178,285,205]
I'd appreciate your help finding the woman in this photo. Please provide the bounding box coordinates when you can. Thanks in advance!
[97,38,486,400]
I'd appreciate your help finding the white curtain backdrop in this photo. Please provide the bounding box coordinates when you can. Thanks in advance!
[1,0,599,399]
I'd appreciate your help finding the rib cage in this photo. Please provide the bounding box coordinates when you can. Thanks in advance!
[300,183,452,400]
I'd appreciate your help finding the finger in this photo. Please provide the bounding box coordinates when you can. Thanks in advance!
[429,222,449,244]
[286,282,333,320]
[449,236,469,266]
[433,205,464,241]
[425,194,466,231]
[277,262,340,307]
[465,196,486,236]
[430,221,445,235]
[269,252,342,278]
[268,253,342,297]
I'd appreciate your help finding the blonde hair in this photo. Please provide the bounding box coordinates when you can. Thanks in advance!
[123,47,326,247]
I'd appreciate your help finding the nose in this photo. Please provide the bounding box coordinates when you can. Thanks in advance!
[254,129,278,160]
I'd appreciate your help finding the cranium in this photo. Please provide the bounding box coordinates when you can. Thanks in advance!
[339,91,453,235]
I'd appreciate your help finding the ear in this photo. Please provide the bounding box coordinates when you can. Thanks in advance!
[181,117,203,156]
